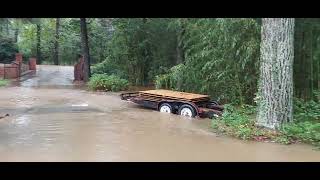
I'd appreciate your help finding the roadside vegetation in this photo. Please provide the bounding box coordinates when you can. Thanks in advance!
[211,94,320,148]
[0,79,9,87]
[88,74,128,92]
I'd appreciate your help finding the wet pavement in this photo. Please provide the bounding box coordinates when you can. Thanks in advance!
[0,65,320,161]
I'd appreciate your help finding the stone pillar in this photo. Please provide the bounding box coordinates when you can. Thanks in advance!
[29,58,37,71]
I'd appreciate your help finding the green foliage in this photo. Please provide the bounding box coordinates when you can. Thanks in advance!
[155,64,186,90]
[274,136,291,145]
[283,96,320,147]
[91,58,128,79]
[88,74,129,92]
[94,18,178,86]
[293,97,320,122]
[0,37,18,63]
[314,90,320,102]
[17,18,111,65]
[282,121,320,147]
[87,18,113,65]
[0,79,9,87]
[211,104,256,140]
[156,18,261,104]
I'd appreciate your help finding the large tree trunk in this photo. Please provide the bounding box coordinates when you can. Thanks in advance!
[256,18,295,130]
[80,18,91,82]
[53,18,60,65]
[36,24,41,64]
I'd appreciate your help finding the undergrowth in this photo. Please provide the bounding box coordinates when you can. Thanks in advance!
[211,100,320,148]
[88,74,129,92]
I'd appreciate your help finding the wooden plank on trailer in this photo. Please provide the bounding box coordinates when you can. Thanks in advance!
[139,92,209,101]
[138,94,210,105]
[139,89,209,100]
[139,93,187,101]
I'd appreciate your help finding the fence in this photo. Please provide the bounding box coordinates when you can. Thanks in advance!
[0,53,37,79]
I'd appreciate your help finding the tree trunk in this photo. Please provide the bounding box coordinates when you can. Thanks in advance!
[175,35,183,90]
[36,24,41,64]
[315,33,320,91]
[53,18,60,65]
[5,18,9,36]
[80,18,91,82]
[309,27,313,98]
[256,18,295,130]
[176,19,185,90]
[14,28,18,43]
[303,25,313,100]
[293,20,303,98]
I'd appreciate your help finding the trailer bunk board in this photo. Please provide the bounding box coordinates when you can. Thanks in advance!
[138,89,210,102]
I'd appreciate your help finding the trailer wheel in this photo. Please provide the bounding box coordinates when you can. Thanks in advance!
[178,104,196,117]
[159,103,173,114]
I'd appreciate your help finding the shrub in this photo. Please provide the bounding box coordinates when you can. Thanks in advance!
[0,37,18,63]
[293,97,320,122]
[212,104,256,140]
[88,74,129,92]
[91,58,128,79]
[282,121,320,147]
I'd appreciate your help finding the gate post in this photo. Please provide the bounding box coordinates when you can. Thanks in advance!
[29,58,37,71]
[74,57,84,81]
[15,53,23,77]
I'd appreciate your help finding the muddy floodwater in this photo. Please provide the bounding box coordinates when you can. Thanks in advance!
[0,65,320,161]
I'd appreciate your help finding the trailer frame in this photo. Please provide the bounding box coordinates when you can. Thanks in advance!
[120,90,223,118]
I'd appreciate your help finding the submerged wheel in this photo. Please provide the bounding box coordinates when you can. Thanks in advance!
[159,103,173,114]
[178,104,196,117]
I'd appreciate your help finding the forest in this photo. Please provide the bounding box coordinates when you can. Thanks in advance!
[0,18,319,147]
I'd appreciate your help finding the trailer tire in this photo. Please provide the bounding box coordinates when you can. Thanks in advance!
[178,104,196,118]
[159,103,173,114]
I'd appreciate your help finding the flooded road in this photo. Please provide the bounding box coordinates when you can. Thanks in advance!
[0,65,320,161]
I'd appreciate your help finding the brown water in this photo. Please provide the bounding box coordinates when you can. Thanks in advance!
[0,65,319,162]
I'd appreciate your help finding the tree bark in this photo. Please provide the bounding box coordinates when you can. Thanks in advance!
[5,18,9,36]
[36,24,41,64]
[53,18,60,65]
[14,28,18,43]
[80,18,91,82]
[309,27,313,98]
[256,18,295,130]
[176,19,185,89]
[293,20,303,98]
[315,32,320,91]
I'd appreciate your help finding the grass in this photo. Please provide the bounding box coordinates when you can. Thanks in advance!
[0,79,9,87]
[211,104,320,149]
